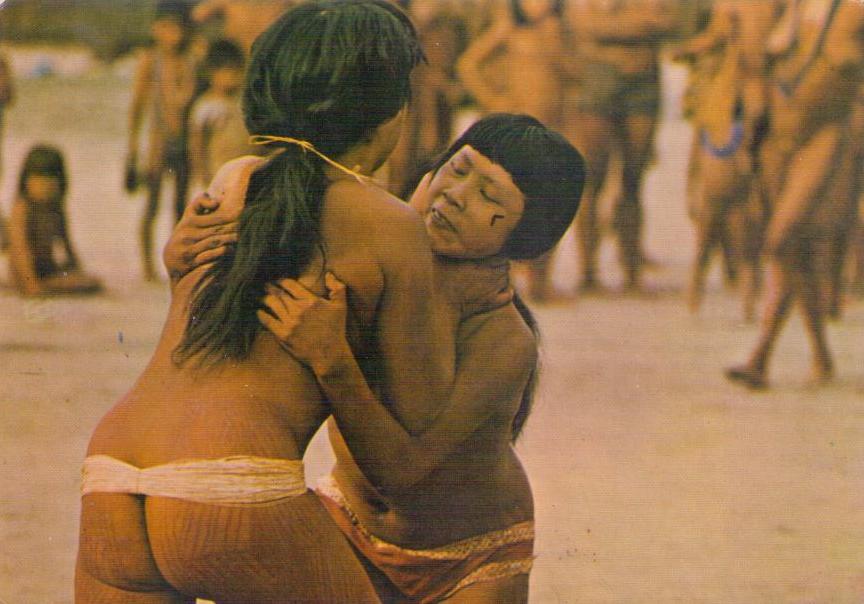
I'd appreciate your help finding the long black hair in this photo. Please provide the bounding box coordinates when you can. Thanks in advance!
[19,144,69,227]
[19,145,67,201]
[174,0,423,367]
[431,114,585,440]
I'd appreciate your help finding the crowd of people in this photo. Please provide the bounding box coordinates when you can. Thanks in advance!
[0,0,861,600]
[3,1,859,312]
[674,0,864,388]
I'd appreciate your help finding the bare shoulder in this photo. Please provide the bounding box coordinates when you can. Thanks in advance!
[460,303,538,366]
[9,197,26,221]
[326,179,418,220]
[325,179,427,248]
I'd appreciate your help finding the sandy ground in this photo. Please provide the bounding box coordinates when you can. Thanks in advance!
[1,61,863,604]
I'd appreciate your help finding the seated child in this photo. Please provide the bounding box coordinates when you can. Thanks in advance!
[7,146,102,296]
[187,38,252,190]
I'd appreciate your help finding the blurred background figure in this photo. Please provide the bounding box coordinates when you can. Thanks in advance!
[6,145,102,297]
[127,0,196,281]
[565,0,677,293]
[0,48,15,251]
[187,37,247,192]
[192,0,295,56]
[457,0,573,301]
[387,0,467,199]
[727,0,864,389]
[673,0,783,320]
[850,83,864,297]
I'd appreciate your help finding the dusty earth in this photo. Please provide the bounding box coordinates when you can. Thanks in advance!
[1,59,863,603]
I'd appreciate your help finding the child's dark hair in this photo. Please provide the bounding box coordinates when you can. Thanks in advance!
[204,38,245,72]
[19,145,67,200]
[175,0,423,366]
[18,145,71,276]
[430,114,585,440]
[430,113,585,261]
[152,0,193,50]
[155,0,192,28]
[510,0,565,26]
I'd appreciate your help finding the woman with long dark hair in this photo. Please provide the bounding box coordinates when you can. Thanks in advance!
[76,2,465,601]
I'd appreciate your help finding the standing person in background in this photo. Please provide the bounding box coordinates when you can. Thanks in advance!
[457,0,573,302]
[76,2,455,601]
[187,38,250,192]
[192,0,295,56]
[566,0,677,292]
[843,81,864,299]
[850,82,864,297]
[388,0,467,199]
[7,146,102,297]
[127,0,196,281]
[727,0,864,389]
[673,0,782,319]
[0,50,15,251]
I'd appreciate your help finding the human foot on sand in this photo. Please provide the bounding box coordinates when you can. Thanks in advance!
[725,365,767,390]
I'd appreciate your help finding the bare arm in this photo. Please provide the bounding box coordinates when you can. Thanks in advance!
[672,3,733,61]
[259,274,535,494]
[367,200,455,434]
[820,3,864,72]
[766,0,800,58]
[8,200,42,296]
[187,106,209,186]
[792,4,864,102]
[0,55,15,106]
[128,51,152,160]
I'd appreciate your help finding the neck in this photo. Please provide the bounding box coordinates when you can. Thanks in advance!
[330,143,381,179]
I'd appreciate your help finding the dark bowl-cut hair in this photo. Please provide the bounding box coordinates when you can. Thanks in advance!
[428,114,584,441]
[19,145,68,200]
[430,113,584,260]
[176,0,424,367]
[510,0,565,26]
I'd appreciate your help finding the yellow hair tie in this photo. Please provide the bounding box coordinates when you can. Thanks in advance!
[249,135,370,183]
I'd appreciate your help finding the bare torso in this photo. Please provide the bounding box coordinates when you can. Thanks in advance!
[79,157,452,599]
[505,20,568,125]
[570,0,675,75]
[457,14,567,126]
[88,159,389,467]
[770,0,864,143]
[329,303,536,549]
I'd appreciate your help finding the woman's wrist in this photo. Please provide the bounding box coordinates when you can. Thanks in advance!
[312,341,357,383]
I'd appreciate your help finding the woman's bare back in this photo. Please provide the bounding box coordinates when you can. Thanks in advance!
[78,156,448,601]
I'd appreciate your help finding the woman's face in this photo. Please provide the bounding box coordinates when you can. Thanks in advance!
[25,174,60,203]
[410,146,525,259]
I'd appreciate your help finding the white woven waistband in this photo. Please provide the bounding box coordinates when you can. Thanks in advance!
[82,454,306,506]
